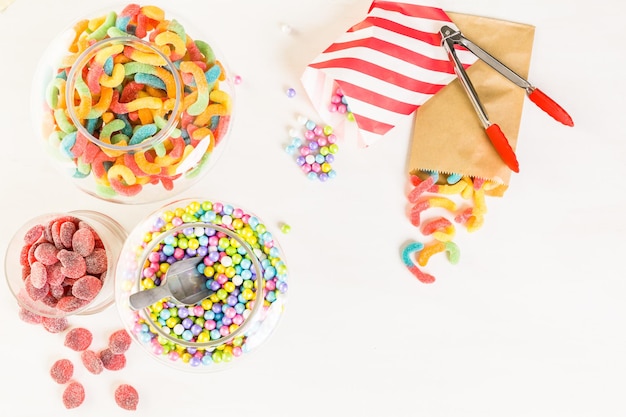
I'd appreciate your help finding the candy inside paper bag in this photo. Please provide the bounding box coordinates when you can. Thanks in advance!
[409,12,535,196]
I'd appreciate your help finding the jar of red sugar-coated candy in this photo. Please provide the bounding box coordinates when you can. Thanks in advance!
[114,198,289,371]
[31,4,234,204]
[4,211,127,319]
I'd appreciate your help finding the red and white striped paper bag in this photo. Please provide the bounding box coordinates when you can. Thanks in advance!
[301,0,477,147]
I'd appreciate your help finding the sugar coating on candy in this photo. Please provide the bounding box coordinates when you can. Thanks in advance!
[62,381,85,409]
[24,276,49,301]
[34,243,60,265]
[72,275,103,301]
[56,295,89,312]
[84,248,108,275]
[108,329,132,354]
[99,348,126,371]
[57,249,87,279]
[64,327,93,351]
[50,358,74,384]
[23,224,44,245]
[72,228,96,257]
[29,262,48,289]
[80,350,104,375]
[42,316,69,333]
[59,221,77,249]
[114,384,139,410]
[18,306,43,324]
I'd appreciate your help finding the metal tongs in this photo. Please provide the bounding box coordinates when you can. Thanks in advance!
[439,25,574,173]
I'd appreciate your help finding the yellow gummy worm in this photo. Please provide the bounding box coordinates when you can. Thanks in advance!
[153,67,178,98]
[472,188,487,216]
[193,103,228,127]
[124,97,163,113]
[432,225,456,242]
[134,152,162,175]
[61,36,90,68]
[437,180,467,195]
[140,5,165,21]
[69,20,89,53]
[209,89,232,112]
[107,164,137,186]
[99,63,125,88]
[460,177,474,199]
[182,90,198,111]
[191,127,214,142]
[416,241,446,267]
[94,44,124,65]
[427,196,457,212]
[466,215,484,233]
[86,87,113,119]
[180,61,209,116]
[128,48,168,67]
[155,31,187,59]
[163,145,195,174]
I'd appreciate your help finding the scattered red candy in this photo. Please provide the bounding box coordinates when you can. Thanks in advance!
[56,295,88,312]
[99,348,127,371]
[114,384,139,411]
[50,358,73,384]
[59,221,77,249]
[23,224,44,245]
[80,349,104,375]
[108,329,132,354]
[64,327,93,351]
[42,316,69,333]
[62,381,85,409]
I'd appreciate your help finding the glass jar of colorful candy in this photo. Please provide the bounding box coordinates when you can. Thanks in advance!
[32,4,234,204]
[4,211,127,319]
[115,198,289,371]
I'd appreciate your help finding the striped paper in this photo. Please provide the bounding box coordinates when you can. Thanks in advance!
[301,0,476,147]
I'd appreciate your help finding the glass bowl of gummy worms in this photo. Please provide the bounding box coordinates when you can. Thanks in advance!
[4,211,127,319]
[114,198,289,371]
[31,4,235,204]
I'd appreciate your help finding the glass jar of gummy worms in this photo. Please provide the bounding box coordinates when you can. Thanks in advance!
[31,4,235,204]
[114,198,289,371]
[4,211,127,319]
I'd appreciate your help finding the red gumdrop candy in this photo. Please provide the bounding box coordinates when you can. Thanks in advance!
[18,306,43,325]
[84,248,107,275]
[46,263,65,286]
[99,348,127,371]
[62,381,85,409]
[80,350,104,375]
[50,358,74,384]
[42,316,69,333]
[64,327,93,351]
[34,242,60,266]
[114,384,139,411]
[23,224,44,245]
[72,228,95,257]
[24,276,49,301]
[57,249,87,279]
[56,295,89,312]
[108,329,132,354]
[72,275,102,301]
[29,262,48,289]
[59,221,77,249]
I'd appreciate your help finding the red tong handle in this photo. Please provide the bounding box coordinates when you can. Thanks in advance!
[485,124,520,173]
[527,88,574,127]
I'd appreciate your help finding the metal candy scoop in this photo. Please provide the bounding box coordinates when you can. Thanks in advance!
[129,257,211,310]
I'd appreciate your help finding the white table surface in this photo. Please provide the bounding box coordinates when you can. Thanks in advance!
[1,0,624,416]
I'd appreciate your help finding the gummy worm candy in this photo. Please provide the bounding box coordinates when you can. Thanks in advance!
[401,242,435,284]
[416,241,446,267]
[421,217,456,242]
[444,242,461,265]
[409,196,456,227]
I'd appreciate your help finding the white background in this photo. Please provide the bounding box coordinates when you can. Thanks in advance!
[1,0,624,416]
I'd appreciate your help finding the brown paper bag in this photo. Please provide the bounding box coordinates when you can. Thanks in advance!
[408,12,535,196]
